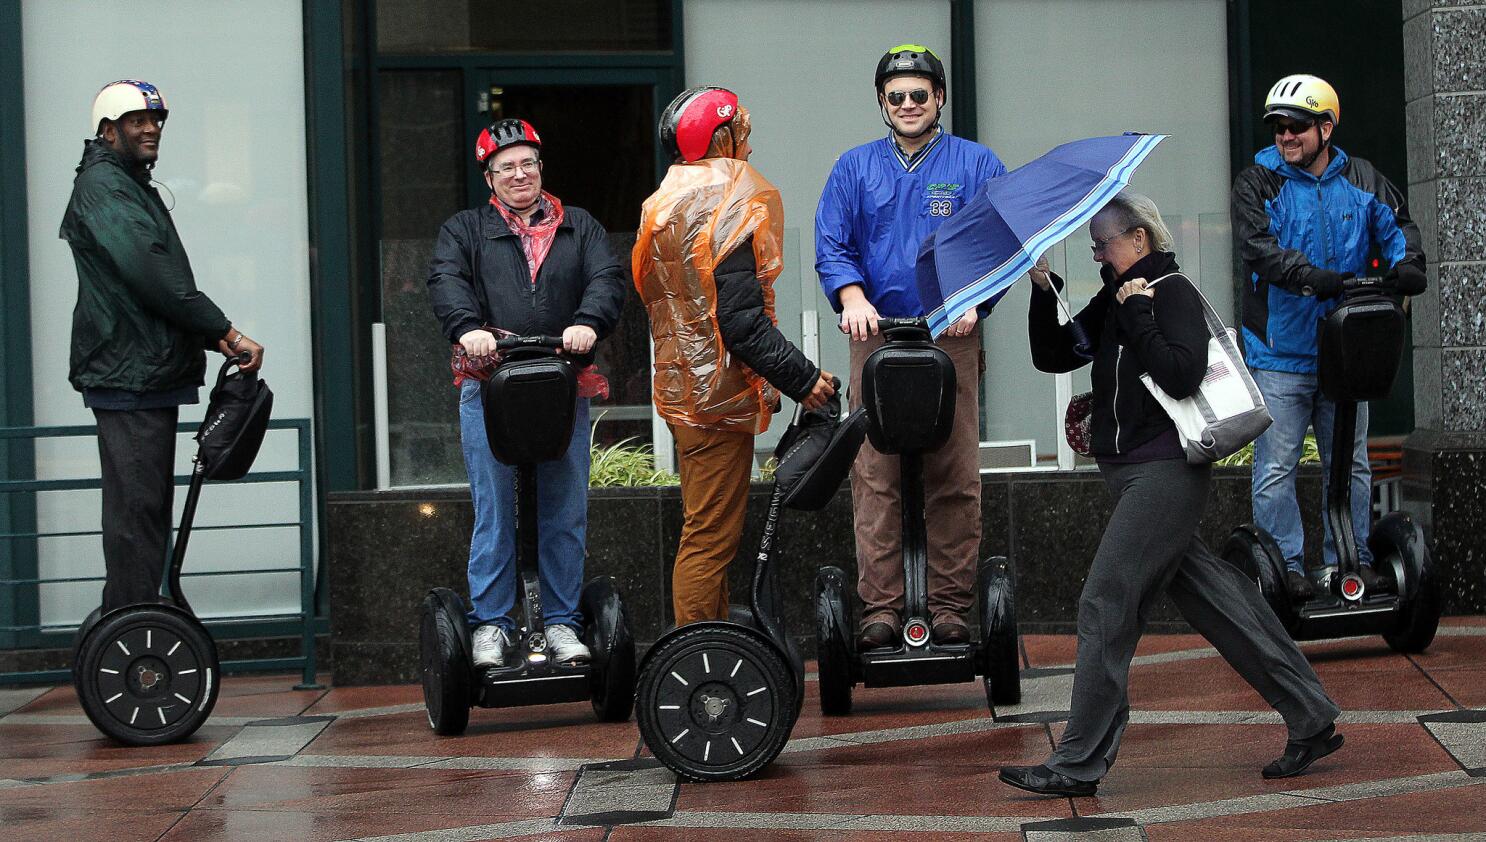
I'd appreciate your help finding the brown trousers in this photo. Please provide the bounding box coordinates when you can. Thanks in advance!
[849,325,983,629]
[669,422,755,626]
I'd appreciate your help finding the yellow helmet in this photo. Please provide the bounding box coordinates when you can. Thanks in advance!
[1264,74,1339,126]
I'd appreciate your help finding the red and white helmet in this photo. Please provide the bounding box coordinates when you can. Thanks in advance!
[474,118,541,166]
[92,80,168,134]
[659,86,740,163]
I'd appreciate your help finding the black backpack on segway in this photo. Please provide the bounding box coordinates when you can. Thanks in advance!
[1223,278,1441,651]
[419,336,636,735]
[72,354,273,745]
[814,318,1022,717]
[634,378,868,782]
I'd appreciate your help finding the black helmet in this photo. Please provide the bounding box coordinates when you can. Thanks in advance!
[875,44,946,96]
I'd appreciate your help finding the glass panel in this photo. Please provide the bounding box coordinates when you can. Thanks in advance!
[376,0,672,53]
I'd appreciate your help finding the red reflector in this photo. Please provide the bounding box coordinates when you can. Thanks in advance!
[1343,579,1360,596]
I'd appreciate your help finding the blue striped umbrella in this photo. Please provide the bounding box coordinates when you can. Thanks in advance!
[919,133,1167,337]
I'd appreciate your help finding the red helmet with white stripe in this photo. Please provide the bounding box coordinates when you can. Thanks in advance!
[659,86,740,163]
[474,119,541,167]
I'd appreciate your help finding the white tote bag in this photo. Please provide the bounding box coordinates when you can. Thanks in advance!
[1138,273,1272,464]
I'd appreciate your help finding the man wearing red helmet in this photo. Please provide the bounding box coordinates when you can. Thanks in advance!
[815,45,1007,650]
[635,86,836,625]
[428,118,627,667]
[61,80,265,612]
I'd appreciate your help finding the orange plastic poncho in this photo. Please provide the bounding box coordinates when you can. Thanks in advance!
[633,148,785,434]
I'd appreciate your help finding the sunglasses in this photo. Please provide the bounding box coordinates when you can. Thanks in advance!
[1090,227,1132,254]
[1271,119,1315,137]
[885,89,931,107]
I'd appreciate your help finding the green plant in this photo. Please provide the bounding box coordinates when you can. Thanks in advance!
[1216,433,1321,467]
[589,437,679,487]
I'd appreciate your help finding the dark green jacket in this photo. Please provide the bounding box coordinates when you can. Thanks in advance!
[60,140,231,394]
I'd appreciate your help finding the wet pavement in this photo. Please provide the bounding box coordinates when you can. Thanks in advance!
[3,618,1484,841]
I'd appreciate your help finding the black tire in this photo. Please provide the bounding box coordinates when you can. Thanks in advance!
[814,566,854,716]
[581,577,637,723]
[420,590,471,736]
[73,605,219,746]
[1222,525,1297,635]
[978,557,1021,708]
[1376,512,1441,653]
[636,624,798,783]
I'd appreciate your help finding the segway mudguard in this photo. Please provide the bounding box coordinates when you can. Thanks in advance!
[814,565,855,715]
[579,576,636,722]
[978,556,1021,708]
[1373,512,1440,653]
[419,587,473,735]
[1222,524,1297,634]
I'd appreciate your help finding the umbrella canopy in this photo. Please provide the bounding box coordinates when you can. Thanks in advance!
[918,133,1167,337]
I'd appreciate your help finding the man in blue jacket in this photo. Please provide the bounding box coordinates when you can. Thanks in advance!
[815,45,1006,649]
[1231,74,1426,601]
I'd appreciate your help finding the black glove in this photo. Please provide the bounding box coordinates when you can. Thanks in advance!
[1302,269,1351,299]
[1386,263,1427,295]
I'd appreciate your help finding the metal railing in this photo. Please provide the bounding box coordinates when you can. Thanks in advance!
[0,418,319,687]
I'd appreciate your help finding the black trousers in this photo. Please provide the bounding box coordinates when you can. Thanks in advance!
[94,407,178,612]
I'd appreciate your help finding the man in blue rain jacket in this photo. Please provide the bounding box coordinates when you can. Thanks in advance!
[815,44,1006,650]
[1232,74,1425,602]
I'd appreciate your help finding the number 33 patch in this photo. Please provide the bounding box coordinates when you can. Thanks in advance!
[929,199,954,217]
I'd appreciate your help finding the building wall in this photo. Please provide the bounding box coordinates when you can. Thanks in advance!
[20,1,317,624]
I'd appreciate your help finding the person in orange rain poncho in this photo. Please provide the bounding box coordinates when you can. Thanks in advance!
[634,86,836,626]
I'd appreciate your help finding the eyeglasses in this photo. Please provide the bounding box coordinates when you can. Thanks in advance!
[1090,227,1132,254]
[885,89,931,107]
[491,158,540,178]
[1270,119,1315,137]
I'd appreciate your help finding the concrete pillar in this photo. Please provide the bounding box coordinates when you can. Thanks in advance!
[1402,0,1486,612]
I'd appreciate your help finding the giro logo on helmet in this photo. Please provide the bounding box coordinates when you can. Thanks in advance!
[1306,96,1320,109]
[717,104,735,119]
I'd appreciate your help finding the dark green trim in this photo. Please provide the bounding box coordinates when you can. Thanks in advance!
[378,51,681,69]
[0,0,37,650]
[303,0,365,493]
[949,0,977,142]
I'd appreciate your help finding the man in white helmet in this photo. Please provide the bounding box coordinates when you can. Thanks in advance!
[60,80,265,612]
[1231,74,1425,603]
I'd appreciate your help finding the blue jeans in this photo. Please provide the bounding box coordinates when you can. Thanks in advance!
[1250,369,1373,574]
[459,379,590,631]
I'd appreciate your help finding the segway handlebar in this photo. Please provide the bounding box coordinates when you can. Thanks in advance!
[1342,275,1389,292]
[495,335,565,351]
[874,316,929,330]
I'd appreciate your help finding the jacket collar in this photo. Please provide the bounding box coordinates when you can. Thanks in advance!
[1101,250,1180,290]
[1255,143,1349,183]
[77,138,152,185]
[481,200,573,239]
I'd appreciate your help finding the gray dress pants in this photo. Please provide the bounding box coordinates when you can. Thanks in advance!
[1045,458,1339,782]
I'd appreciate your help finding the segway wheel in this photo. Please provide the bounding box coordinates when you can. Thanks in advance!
[978,557,1021,708]
[580,577,637,723]
[637,624,798,783]
[1375,512,1442,654]
[420,590,471,736]
[1222,525,1297,634]
[814,566,854,716]
[73,605,219,746]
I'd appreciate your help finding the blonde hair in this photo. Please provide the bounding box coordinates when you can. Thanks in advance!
[1099,190,1174,253]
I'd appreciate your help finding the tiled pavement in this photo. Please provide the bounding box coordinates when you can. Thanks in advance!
[3,619,1484,841]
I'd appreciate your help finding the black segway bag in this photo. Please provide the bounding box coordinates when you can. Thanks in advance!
[1318,294,1405,403]
[772,379,868,511]
[481,350,577,465]
[860,326,956,455]
[196,356,274,481]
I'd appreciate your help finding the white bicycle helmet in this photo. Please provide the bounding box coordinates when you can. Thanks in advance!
[91,80,168,135]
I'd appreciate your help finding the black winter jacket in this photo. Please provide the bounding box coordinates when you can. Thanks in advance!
[61,140,232,393]
[427,203,627,343]
[1028,251,1209,458]
[713,236,820,402]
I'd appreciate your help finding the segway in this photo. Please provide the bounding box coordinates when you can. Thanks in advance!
[636,378,867,782]
[420,336,635,735]
[815,317,1021,717]
[72,354,273,745]
[1223,277,1441,652]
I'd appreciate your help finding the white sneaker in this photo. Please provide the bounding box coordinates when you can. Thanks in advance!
[472,624,510,668]
[544,624,591,665]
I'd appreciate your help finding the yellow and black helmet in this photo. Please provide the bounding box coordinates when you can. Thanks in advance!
[875,44,946,95]
[1264,74,1340,126]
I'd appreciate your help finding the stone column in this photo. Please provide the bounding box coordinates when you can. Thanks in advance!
[1402,1,1486,612]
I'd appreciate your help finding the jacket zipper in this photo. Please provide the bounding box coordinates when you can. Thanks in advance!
[1315,181,1333,266]
[1112,345,1123,453]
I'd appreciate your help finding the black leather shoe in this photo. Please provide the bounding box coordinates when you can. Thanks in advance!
[932,621,970,645]
[1285,569,1316,601]
[857,621,896,650]
[998,764,1097,797]
[1262,723,1344,779]
[1358,564,1393,595]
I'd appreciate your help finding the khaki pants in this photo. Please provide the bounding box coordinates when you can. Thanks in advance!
[849,325,982,629]
[669,422,754,626]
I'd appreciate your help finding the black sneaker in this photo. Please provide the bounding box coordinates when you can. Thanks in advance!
[998,764,1098,797]
[857,621,897,651]
[1262,723,1345,779]
[1357,564,1393,594]
[1285,569,1316,601]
